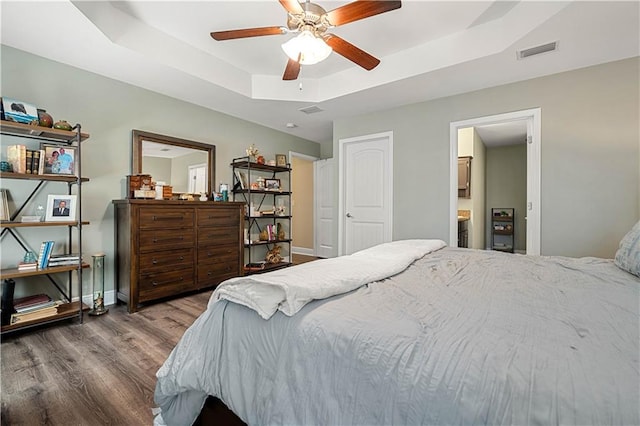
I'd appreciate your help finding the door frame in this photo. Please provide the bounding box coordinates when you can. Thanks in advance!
[338,131,394,256]
[449,108,541,255]
[313,157,336,258]
[289,151,319,256]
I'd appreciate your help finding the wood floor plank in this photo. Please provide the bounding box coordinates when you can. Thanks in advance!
[1,290,214,425]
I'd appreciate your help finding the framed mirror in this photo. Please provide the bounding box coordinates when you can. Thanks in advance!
[132,130,215,195]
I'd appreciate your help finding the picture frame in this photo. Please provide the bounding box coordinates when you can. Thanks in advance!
[275,154,287,167]
[234,169,248,189]
[45,194,77,222]
[41,143,76,175]
[1,97,38,124]
[0,189,9,221]
[264,178,281,191]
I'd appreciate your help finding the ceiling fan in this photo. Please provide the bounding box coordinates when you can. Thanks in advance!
[210,0,402,81]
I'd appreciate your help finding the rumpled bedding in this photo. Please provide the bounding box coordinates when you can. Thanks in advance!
[212,238,447,319]
[154,244,640,426]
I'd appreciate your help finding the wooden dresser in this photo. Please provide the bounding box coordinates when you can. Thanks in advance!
[113,200,244,313]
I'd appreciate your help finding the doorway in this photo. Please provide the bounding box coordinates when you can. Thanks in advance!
[338,131,393,255]
[449,109,541,255]
[290,152,318,257]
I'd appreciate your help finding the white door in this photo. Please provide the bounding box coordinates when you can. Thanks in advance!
[188,163,207,194]
[339,132,393,255]
[314,158,336,258]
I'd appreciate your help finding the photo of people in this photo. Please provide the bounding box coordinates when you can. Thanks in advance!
[42,145,75,175]
[52,199,70,217]
[45,194,77,222]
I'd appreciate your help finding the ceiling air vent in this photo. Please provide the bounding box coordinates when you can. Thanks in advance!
[517,41,558,60]
[299,105,324,115]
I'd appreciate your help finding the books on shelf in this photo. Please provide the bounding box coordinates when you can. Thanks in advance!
[17,261,37,271]
[6,144,26,174]
[13,293,53,312]
[10,301,62,324]
[244,262,266,271]
[46,253,81,267]
[37,240,55,269]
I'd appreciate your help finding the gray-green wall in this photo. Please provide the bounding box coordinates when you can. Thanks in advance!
[334,57,639,258]
[1,45,320,299]
[485,144,527,252]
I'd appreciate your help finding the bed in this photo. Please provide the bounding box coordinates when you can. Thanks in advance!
[154,229,640,425]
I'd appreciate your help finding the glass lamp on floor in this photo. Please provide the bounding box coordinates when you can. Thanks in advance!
[89,253,109,316]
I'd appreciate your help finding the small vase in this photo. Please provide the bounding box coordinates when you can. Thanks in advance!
[53,120,72,131]
[37,109,53,128]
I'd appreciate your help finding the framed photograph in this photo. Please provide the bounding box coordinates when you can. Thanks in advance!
[275,154,287,167]
[45,194,77,222]
[264,178,281,191]
[234,169,248,189]
[41,143,76,175]
[1,97,38,124]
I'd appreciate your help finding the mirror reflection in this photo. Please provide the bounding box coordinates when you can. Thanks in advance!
[132,130,215,195]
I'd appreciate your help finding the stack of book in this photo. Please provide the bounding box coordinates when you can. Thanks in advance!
[17,261,37,271]
[10,294,61,324]
[6,145,44,175]
[47,254,81,267]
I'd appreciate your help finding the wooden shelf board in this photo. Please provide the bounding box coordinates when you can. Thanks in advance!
[1,220,89,228]
[0,171,89,183]
[492,230,513,235]
[234,189,291,195]
[1,301,89,334]
[1,120,89,142]
[1,262,90,280]
[230,160,290,173]
[243,262,292,274]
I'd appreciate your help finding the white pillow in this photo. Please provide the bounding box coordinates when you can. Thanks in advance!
[614,220,640,277]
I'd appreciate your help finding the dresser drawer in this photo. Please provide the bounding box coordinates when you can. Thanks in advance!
[197,263,239,288]
[198,226,239,246]
[198,243,239,265]
[139,248,194,274]
[197,208,240,227]
[139,228,195,252]
[139,208,194,229]
[139,268,194,302]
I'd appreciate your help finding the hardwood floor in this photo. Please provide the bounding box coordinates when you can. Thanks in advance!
[1,290,212,425]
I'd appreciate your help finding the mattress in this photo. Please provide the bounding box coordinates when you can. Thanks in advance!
[154,244,640,425]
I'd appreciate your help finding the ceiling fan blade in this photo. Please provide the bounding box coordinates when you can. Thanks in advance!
[325,0,401,27]
[283,55,301,80]
[279,0,304,15]
[324,34,380,70]
[211,26,286,41]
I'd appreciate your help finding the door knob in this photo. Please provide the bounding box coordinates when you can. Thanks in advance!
[346,213,353,218]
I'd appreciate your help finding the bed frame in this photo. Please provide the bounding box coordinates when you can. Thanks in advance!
[193,396,246,426]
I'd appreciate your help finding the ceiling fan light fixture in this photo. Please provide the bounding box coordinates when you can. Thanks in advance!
[281,30,332,65]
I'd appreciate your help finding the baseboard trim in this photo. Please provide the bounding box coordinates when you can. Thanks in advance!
[292,246,315,256]
[76,290,116,307]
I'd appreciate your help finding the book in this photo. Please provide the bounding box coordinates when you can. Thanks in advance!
[37,149,45,175]
[31,149,41,175]
[48,253,80,261]
[10,303,61,324]
[244,262,266,271]
[25,150,33,174]
[6,144,26,174]
[47,259,81,267]
[13,293,52,310]
[15,300,56,314]
[17,261,37,270]
[38,240,54,269]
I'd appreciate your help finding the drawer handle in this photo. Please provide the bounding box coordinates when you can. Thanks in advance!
[152,259,158,264]
[152,276,184,286]
[152,236,185,243]
[152,215,183,221]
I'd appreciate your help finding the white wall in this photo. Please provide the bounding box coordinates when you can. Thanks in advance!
[1,45,320,299]
[333,58,639,258]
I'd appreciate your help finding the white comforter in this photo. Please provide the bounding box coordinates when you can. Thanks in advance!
[212,239,447,319]
[154,243,640,426]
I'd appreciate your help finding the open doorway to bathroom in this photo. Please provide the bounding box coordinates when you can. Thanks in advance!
[450,109,541,255]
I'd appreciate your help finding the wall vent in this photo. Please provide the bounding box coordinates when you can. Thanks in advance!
[299,105,324,114]
[517,41,558,60]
